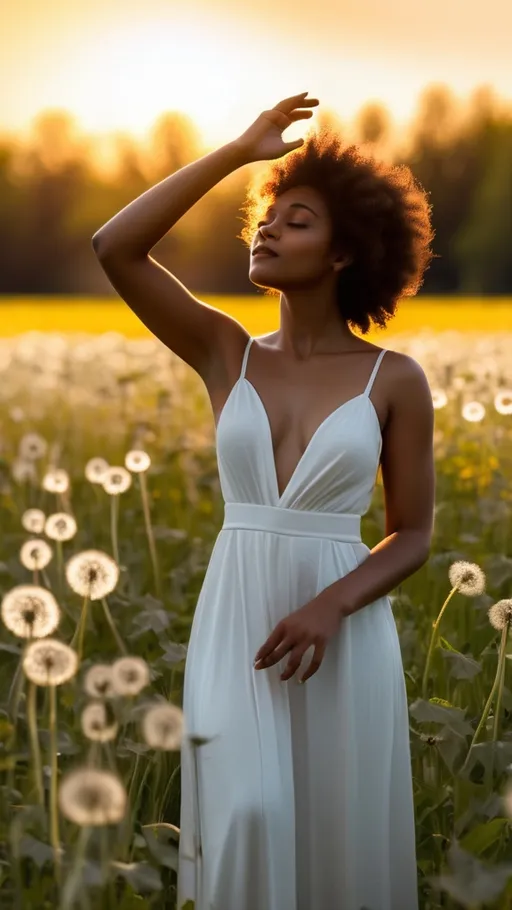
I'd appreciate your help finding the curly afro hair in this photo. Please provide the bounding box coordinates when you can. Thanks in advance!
[238,124,435,335]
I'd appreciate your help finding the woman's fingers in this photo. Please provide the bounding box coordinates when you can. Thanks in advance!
[280,646,308,681]
[274,92,319,112]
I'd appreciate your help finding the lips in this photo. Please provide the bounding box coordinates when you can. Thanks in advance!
[252,247,278,258]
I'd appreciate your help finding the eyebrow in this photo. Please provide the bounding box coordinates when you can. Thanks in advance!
[266,202,318,218]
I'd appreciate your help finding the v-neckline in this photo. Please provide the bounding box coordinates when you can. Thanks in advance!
[242,377,381,504]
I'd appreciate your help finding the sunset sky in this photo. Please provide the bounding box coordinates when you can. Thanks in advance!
[2,0,511,152]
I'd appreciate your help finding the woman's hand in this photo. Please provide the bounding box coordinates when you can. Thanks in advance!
[233,91,319,164]
[253,594,343,683]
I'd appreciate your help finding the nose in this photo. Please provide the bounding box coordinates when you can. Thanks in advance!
[258,223,278,243]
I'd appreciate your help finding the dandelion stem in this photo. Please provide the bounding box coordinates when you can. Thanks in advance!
[71,596,90,660]
[49,684,61,881]
[460,625,509,775]
[100,597,127,654]
[492,621,510,742]
[27,681,44,807]
[110,495,120,564]
[56,540,64,602]
[421,587,458,698]
[139,473,162,599]
[7,655,26,724]
[59,825,92,910]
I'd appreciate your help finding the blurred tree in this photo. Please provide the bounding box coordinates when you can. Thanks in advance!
[355,101,391,146]
[0,89,511,297]
[398,85,493,292]
[453,121,512,293]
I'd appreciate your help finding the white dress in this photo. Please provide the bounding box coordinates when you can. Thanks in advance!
[177,335,418,910]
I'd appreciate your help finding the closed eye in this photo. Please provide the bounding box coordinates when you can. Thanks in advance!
[256,223,308,229]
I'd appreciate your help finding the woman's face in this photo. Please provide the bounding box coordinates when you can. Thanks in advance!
[249,185,345,291]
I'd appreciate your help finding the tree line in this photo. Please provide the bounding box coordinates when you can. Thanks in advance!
[0,83,511,298]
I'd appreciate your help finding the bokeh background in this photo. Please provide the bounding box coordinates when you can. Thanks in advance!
[1,0,512,330]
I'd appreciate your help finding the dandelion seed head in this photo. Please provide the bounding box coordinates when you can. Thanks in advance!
[65,550,119,600]
[462,401,485,423]
[488,599,512,632]
[142,703,184,751]
[83,663,116,699]
[42,468,70,494]
[44,512,78,542]
[85,457,110,484]
[19,432,48,461]
[81,701,118,742]
[111,656,150,696]
[58,768,127,826]
[494,390,512,415]
[23,638,78,686]
[1,585,60,638]
[12,458,37,484]
[124,450,151,473]
[21,508,46,534]
[102,466,132,495]
[20,539,53,571]
[448,560,486,596]
[431,389,448,409]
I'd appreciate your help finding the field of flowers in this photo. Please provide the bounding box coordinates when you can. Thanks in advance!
[0,317,512,909]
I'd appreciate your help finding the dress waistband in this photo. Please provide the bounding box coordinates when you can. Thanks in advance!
[221,502,362,542]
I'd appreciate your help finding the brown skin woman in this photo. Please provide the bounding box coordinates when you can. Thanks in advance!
[93,91,435,910]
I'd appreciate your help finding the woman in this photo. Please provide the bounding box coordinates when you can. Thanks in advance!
[93,91,436,910]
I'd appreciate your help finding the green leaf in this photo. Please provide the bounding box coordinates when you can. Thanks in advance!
[142,824,179,870]
[439,643,482,679]
[461,741,512,778]
[18,835,54,869]
[439,636,460,653]
[409,698,474,735]
[460,818,511,855]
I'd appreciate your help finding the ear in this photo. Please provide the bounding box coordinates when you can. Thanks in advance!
[332,252,353,272]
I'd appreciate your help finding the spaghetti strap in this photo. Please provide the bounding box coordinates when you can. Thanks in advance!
[364,348,387,397]
[240,336,254,380]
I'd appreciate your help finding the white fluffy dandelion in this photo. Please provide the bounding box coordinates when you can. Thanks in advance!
[462,401,485,423]
[42,468,70,494]
[19,432,48,461]
[85,457,110,484]
[23,639,78,686]
[21,508,46,534]
[111,656,150,696]
[12,459,37,484]
[83,664,116,699]
[448,560,486,596]
[141,703,184,751]
[102,466,132,495]
[81,701,118,742]
[488,599,512,632]
[44,512,77,542]
[124,450,151,473]
[1,585,60,638]
[65,550,119,600]
[494,390,512,415]
[58,768,127,826]
[20,539,53,571]
[431,389,448,409]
